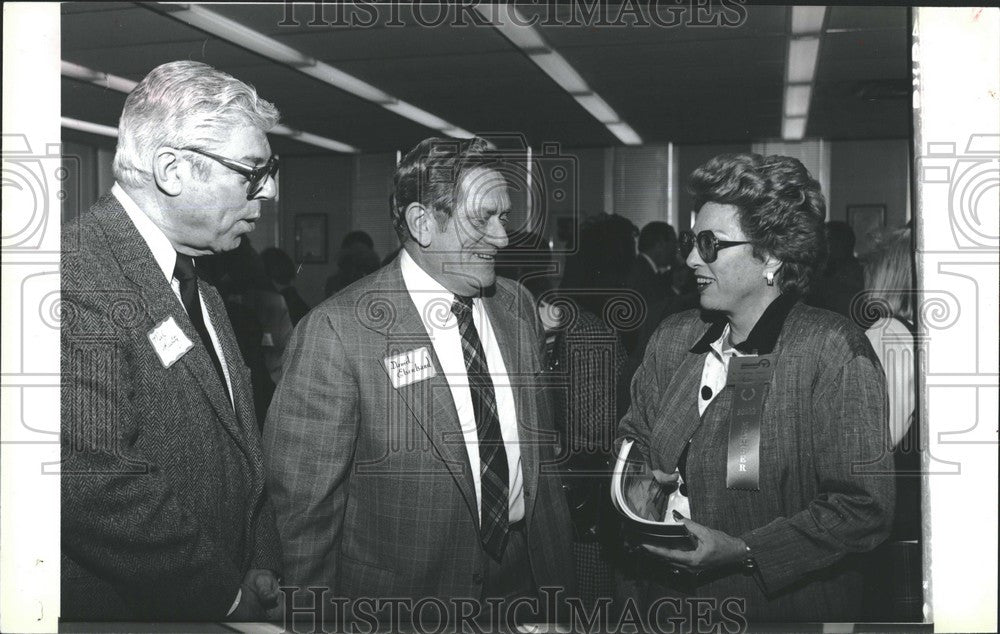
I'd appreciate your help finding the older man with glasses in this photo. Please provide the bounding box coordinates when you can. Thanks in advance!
[61,60,282,621]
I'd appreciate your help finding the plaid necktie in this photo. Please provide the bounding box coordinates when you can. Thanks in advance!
[451,295,509,560]
[173,253,230,404]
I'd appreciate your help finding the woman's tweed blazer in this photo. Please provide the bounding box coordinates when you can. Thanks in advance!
[618,298,895,622]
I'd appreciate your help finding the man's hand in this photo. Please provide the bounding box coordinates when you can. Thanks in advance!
[228,569,282,621]
[246,569,281,610]
[641,515,748,574]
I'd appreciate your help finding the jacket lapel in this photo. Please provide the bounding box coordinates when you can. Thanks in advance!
[648,351,708,473]
[95,197,243,438]
[358,261,479,524]
[482,282,543,521]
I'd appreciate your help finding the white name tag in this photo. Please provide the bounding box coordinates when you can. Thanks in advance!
[383,347,436,389]
[148,315,193,368]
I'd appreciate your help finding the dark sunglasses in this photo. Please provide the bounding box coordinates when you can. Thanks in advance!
[181,147,279,200]
[680,230,751,263]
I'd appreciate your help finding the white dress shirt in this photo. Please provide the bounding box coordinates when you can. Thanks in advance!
[112,184,234,406]
[698,323,746,416]
[400,249,525,524]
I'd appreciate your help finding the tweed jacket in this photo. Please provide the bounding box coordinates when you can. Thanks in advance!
[617,298,895,622]
[264,256,576,611]
[61,195,280,620]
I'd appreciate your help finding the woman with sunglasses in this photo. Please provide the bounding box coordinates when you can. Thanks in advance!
[616,153,895,623]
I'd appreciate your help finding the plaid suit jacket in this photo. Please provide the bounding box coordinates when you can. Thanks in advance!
[264,256,576,612]
[618,301,895,622]
[61,195,281,620]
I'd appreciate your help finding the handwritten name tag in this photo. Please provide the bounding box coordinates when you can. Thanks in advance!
[148,315,193,369]
[383,347,436,389]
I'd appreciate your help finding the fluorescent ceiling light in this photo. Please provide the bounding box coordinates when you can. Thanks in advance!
[782,117,806,140]
[440,127,476,139]
[482,4,643,146]
[477,4,548,50]
[607,122,643,146]
[270,125,359,153]
[61,61,358,153]
[530,52,590,94]
[169,5,313,67]
[300,62,395,105]
[574,93,619,124]
[61,61,137,93]
[791,6,826,35]
[784,84,812,117]
[147,3,469,136]
[382,101,451,131]
[787,37,821,83]
[62,117,118,138]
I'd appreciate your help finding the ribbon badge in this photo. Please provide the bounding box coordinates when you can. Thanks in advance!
[725,354,776,491]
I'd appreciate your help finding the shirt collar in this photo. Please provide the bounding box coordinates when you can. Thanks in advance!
[112,182,176,283]
[690,292,799,355]
[399,248,479,327]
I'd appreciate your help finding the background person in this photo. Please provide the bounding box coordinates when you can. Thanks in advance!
[806,220,865,320]
[261,246,311,326]
[324,229,381,297]
[61,60,283,621]
[626,221,678,311]
[860,227,922,621]
[498,230,627,611]
[616,153,894,623]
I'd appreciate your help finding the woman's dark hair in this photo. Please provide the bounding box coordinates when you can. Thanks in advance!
[688,153,827,295]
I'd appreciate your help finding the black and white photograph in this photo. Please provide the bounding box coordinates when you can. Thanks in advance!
[1,2,997,632]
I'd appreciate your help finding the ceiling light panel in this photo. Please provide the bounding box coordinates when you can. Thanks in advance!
[477,3,642,145]
[791,6,827,35]
[147,3,470,139]
[782,117,806,140]
[784,84,813,117]
[62,60,359,153]
[787,37,821,83]
[62,117,119,138]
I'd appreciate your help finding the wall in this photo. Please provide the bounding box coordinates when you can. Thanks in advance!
[829,138,911,254]
[279,154,353,306]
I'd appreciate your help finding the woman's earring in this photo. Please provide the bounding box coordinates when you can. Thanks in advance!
[765,271,775,286]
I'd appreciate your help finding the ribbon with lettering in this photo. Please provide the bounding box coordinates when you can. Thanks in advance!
[725,354,775,490]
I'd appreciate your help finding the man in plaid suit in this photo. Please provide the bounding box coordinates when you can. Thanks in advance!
[264,137,575,627]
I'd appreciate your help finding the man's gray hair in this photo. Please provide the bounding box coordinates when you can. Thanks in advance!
[113,60,280,187]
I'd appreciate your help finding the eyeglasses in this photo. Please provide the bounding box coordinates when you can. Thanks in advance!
[680,230,751,263]
[180,147,279,200]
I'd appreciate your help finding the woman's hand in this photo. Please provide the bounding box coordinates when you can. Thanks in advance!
[642,513,749,574]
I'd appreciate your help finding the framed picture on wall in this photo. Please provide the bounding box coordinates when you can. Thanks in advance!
[847,204,886,256]
[294,213,328,264]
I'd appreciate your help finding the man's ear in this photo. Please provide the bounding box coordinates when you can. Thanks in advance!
[152,147,184,197]
[405,202,434,248]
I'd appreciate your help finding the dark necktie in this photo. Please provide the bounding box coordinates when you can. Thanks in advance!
[451,295,509,560]
[173,253,230,402]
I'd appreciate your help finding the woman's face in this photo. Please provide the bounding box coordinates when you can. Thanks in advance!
[686,202,774,320]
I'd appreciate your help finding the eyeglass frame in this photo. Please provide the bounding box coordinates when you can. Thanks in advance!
[179,146,279,200]
[679,230,752,263]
